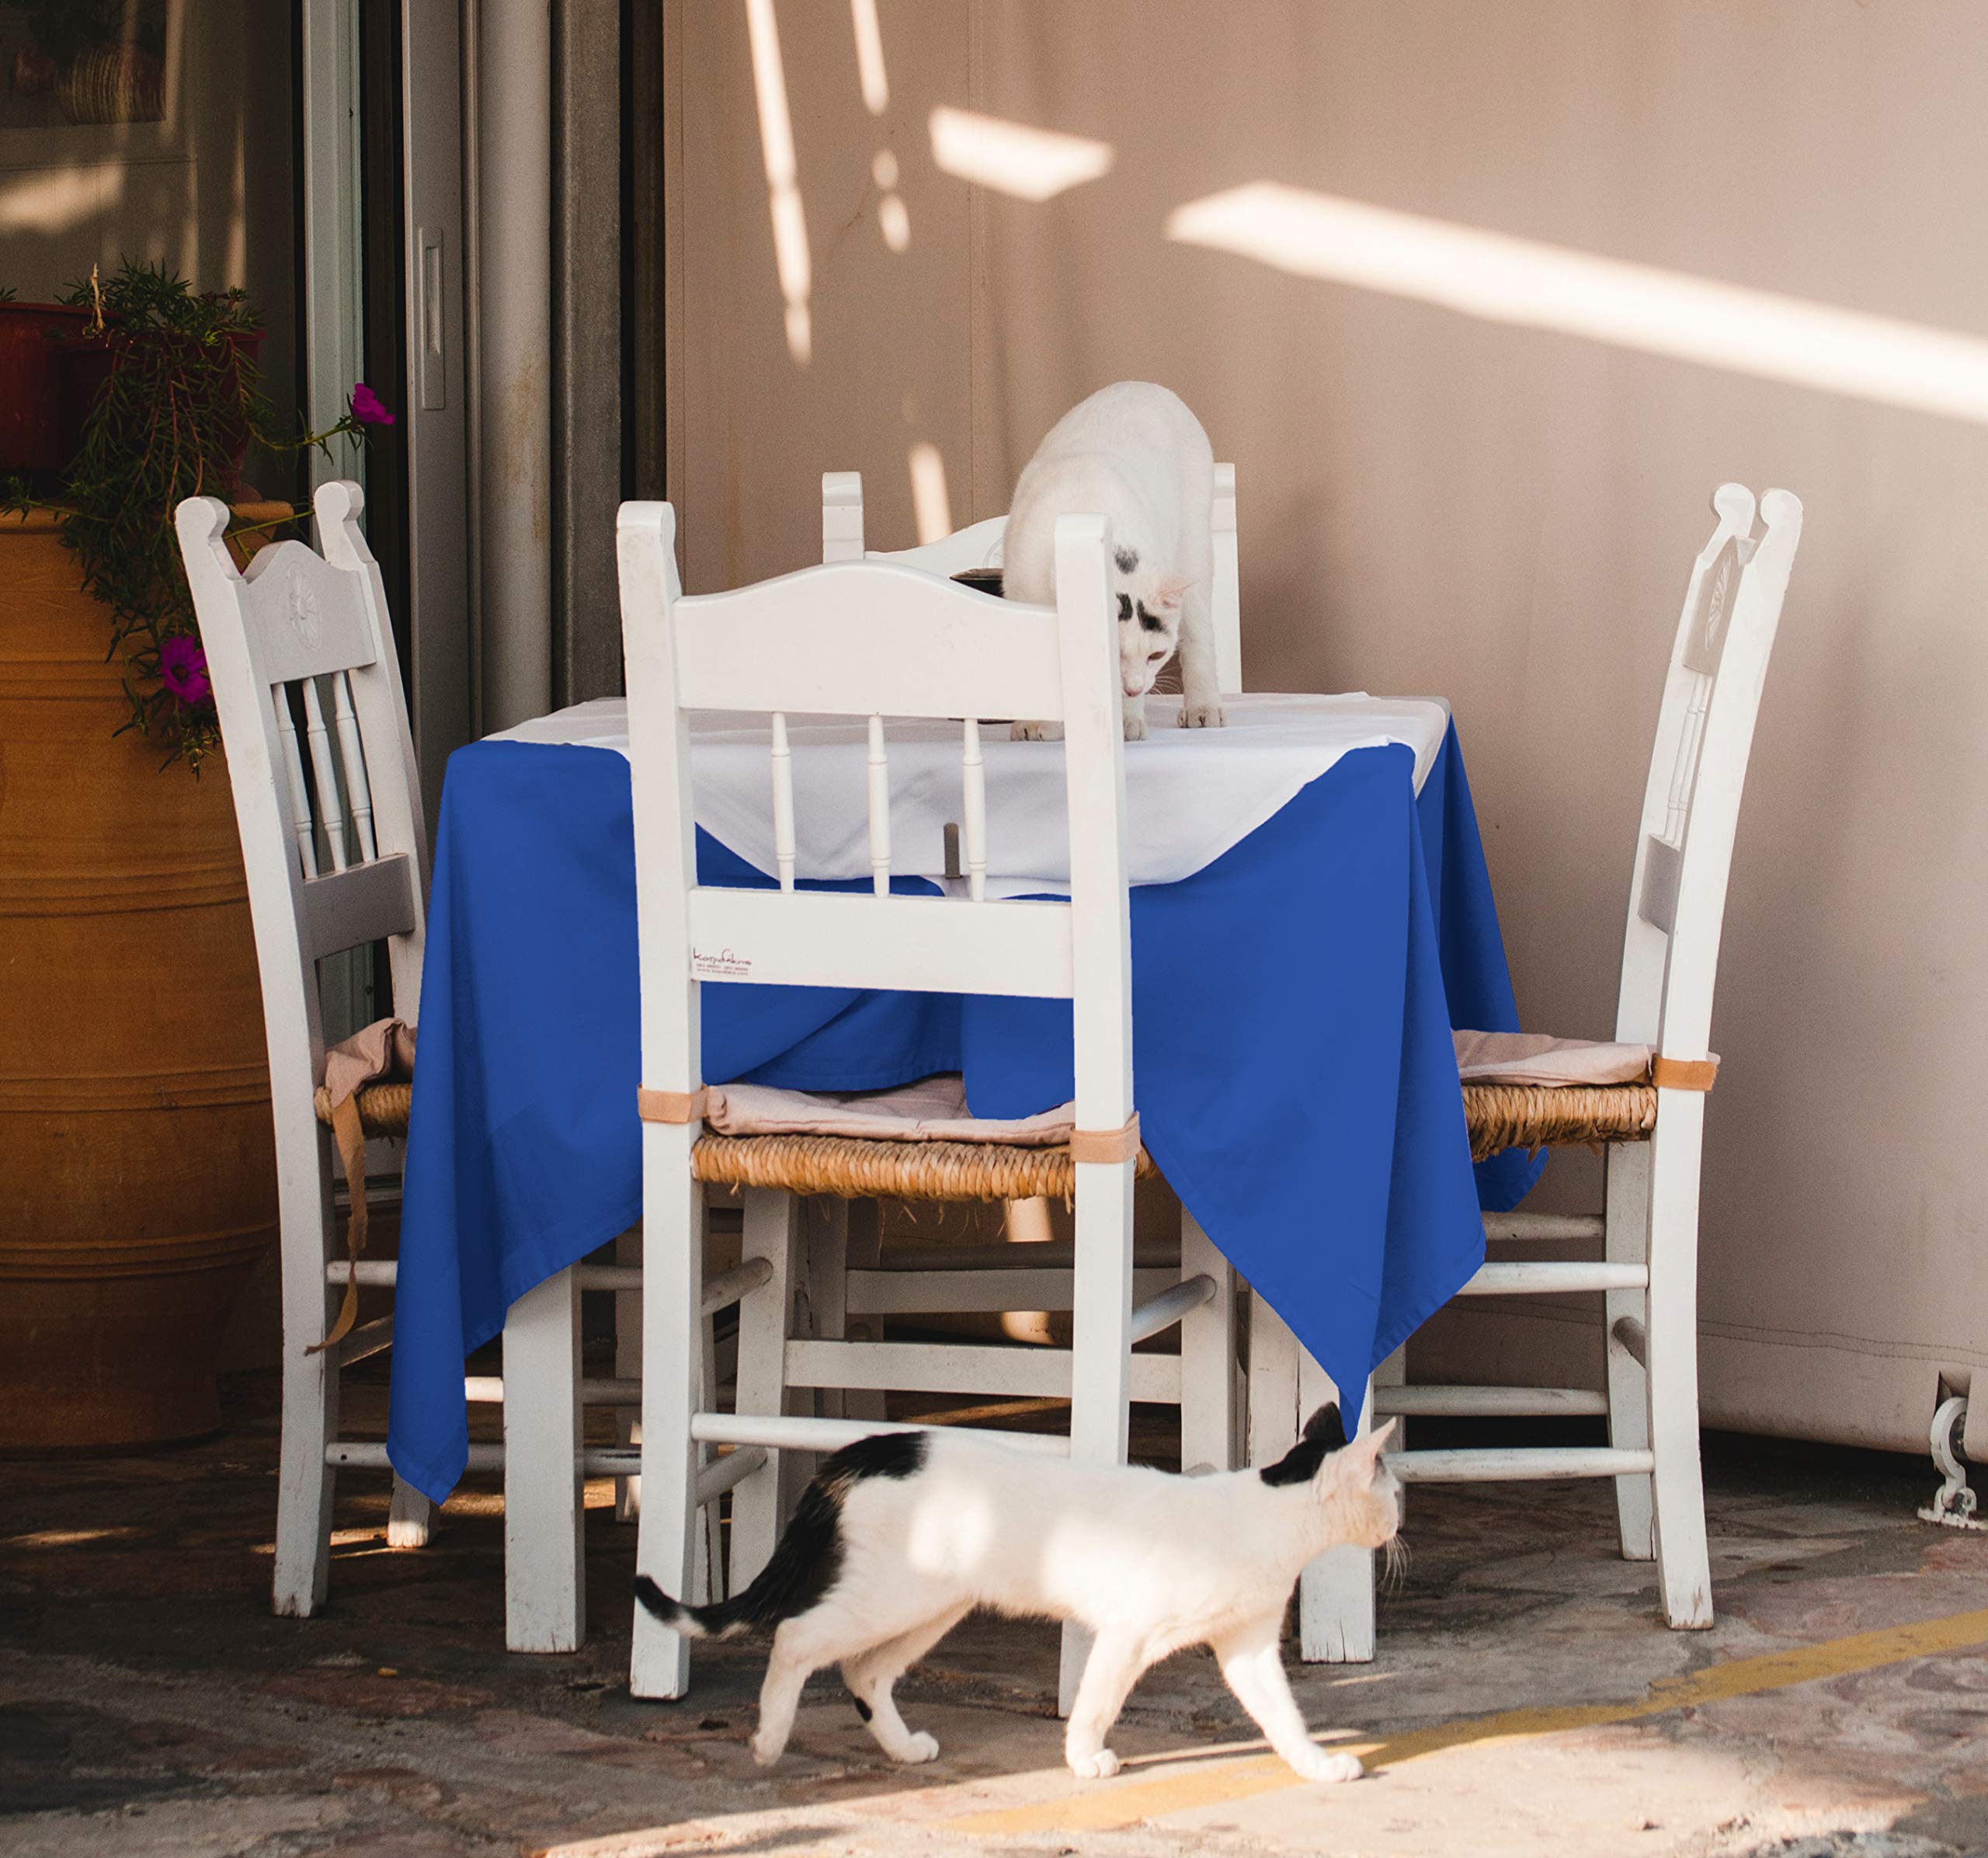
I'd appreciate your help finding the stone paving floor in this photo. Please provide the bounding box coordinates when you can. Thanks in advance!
[3,1366,1986,1856]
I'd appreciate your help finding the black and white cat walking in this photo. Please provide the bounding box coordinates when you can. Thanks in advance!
[635,1405,1399,1782]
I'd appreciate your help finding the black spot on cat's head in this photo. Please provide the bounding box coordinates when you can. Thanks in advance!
[1135,600,1169,633]
[1258,1402,1348,1487]
[1114,546,1140,573]
[1304,1403,1348,1449]
[1116,592,1133,622]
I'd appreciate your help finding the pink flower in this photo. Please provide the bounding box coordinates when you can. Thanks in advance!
[159,635,210,705]
[349,382,395,426]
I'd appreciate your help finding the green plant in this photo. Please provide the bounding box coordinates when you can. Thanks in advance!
[2,261,386,770]
[0,287,16,302]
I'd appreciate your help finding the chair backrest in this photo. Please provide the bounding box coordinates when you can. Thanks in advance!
[177,482,426,1143]
[619,502,1133,1134]
[1616,484,1803,1065]
[822,463,1245,696]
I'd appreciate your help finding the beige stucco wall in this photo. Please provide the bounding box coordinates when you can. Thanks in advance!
[667,0,1988,1452]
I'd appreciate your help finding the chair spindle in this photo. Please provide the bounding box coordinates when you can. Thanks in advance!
[300,676,349,872]
[961,718,987,902]
[331,670,378,863]
[867,714,891,896]
[770,710,797,892]
[274,684,319,880]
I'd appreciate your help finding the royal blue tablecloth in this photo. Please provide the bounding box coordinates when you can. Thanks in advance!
[388,725,1541,1503]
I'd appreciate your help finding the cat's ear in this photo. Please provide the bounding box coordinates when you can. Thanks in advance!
[1338,1418,1397,1484]
[1147,571,1192,613]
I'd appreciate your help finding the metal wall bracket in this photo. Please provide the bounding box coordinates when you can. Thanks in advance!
[1918,1396,1985,1531]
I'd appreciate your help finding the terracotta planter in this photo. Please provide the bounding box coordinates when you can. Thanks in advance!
[0,510,280,1448]
[0,303,95,483]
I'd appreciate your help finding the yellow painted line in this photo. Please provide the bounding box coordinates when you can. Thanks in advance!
[944,1606,1988,1837]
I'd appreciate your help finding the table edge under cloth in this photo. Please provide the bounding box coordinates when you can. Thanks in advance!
[481,691,1454,892]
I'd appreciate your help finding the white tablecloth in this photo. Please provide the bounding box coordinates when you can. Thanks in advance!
[485,691,1450,891]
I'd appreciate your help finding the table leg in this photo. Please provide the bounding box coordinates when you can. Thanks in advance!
[503,1265,585,1653]
[1247,1290,1377,1663]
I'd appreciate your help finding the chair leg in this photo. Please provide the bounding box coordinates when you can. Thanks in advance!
[1060,1155,1136,1715]
[1246,1286,1297,1476]
[273,1167,337,1617]
[386,1477,431,1549]
[793,1197,849,1508]
[841,1197,888,1425]
[1646,1105,1713,1629]
[1179,1207,1238,1476]
[632,1129,704,1700]
[1373,1342,1407,1526]
[503,1265,585,1652]
[606,1225,720,1594]
[1246,1291,1378,1662]
[1298,1344,1377,1664]
[614,1223,642,1523]
[1605,1143,1656,1561]
[728,1188,802,1595]
[693,1319,722,1602]
[805,1197,846,1432]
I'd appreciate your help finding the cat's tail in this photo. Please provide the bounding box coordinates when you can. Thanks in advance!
[632,1574,755,1640]
[633,1432,925,1640]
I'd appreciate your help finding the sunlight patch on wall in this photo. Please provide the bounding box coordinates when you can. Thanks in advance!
[850,0,889,115]
[0,165,120,235]
[909,440,953,545]
[745,0,812,364]
[928,106,1113,203]
[1166,183,1988,426]
[874,149,909,252]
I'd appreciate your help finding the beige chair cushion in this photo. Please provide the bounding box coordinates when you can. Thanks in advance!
[703,1072,1078,1147]
[1454,1029,1657,1087]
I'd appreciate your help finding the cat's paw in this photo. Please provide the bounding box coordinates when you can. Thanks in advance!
[749,1731,786,1769]
[1288,1747,1363,1785]
[895,1731,940,1766]
[1122,712,1148,742]
[1181,699,1225,729]
[1011,718,1063,742]
[1067,1748,1121,1780]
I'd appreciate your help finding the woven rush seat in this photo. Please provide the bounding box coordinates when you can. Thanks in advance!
[1461,1079,1656,1163]
[313,1080,411,1138]
[641,1076,1153,1202]
[689,1130,1156,1201]
[1453,1029,1715,1161]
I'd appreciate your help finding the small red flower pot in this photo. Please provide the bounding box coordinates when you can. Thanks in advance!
[0,302,96,483]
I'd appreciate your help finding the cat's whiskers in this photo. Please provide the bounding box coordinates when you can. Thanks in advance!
[1380,1533,1412,1595]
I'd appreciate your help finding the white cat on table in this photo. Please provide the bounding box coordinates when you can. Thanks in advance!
[1003,381,1225,741]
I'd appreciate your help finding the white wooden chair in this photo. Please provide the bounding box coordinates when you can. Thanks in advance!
[621,501,1235,1710]
[178,482,613,1647]
[1306,484,1805,1656]
[811,464,1247,1467]
[821,462,1243,697]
